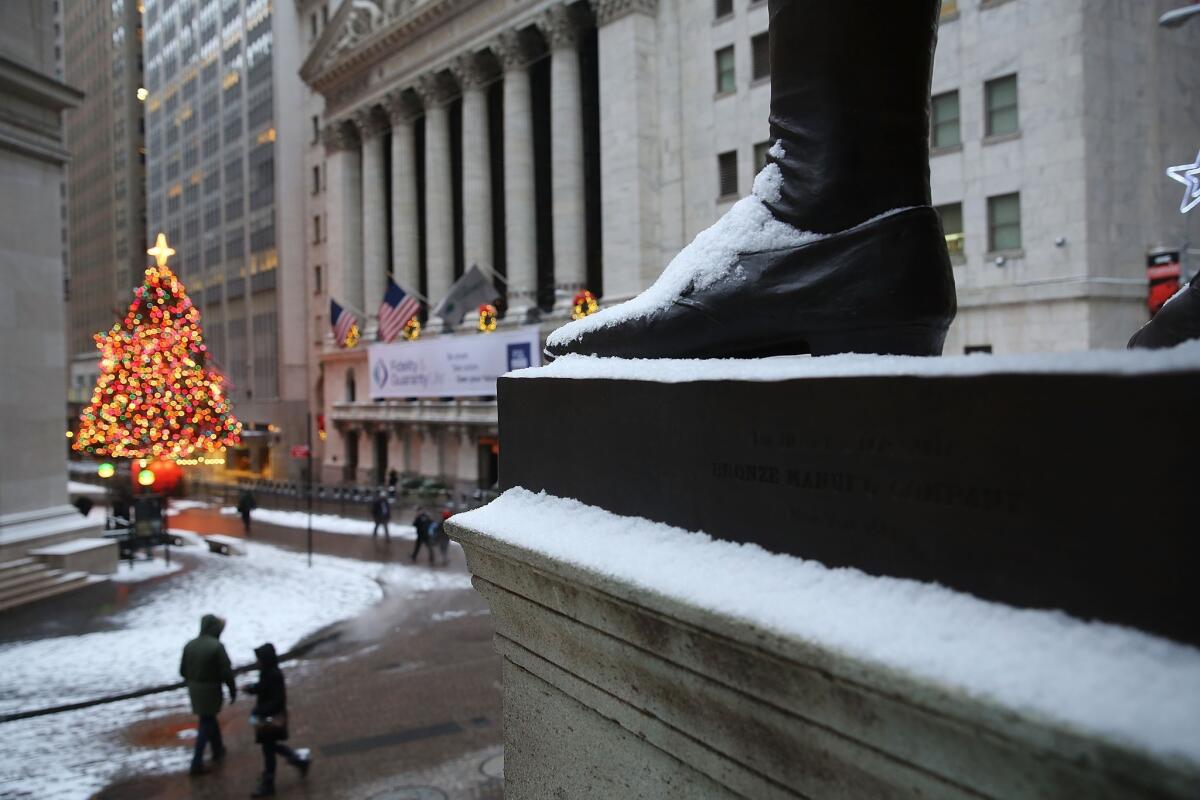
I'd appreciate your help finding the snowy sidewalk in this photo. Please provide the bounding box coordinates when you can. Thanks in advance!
[0,519,485,799]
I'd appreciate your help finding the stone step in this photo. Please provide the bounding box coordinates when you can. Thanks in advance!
[0,567,64,603]
[0,562,46,584]
[0,571,92,613]
[0,558,37,576]
[0,565,62,594]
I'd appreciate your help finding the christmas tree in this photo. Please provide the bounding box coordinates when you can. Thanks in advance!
[74,233,242,458]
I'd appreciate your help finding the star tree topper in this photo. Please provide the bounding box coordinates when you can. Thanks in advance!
[1166,150,1200,214]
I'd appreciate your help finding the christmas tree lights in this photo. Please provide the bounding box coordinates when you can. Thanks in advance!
[74,233,242,459]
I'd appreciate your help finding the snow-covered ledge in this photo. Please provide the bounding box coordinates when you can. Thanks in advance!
[450,489,1200,800]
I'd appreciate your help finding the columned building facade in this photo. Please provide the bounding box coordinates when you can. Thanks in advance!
[301,0,1200,493]
[302,0,659,492]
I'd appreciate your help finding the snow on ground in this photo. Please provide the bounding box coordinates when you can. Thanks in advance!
[455,488,1200,769]
[110,556,185,584]
[218,505,417,539]
[518,339,1200,383]
[163,499,209,515]
[0,539,471,799]
[0,544,383,717]
[67,480,107,496]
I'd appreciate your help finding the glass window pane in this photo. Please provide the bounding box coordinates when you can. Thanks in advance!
[990,107,1018,136]
[716,46,735,94]
[718,150,738,197]
[751,33,770,80]
[986,75,1018,136]
[988,193,1021,251]
[931,91,960,148]
[937,202,964,254]
[754,140,771,172]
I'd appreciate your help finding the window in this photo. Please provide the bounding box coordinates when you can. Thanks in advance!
[753,140,772,172]
[309,12,317,40]
[931,90,960,149]
[314,265,322,293]
[964,344,992,354]
[312,165,320,194]
[941,0,959,18]
[714,0,733,19]
[751,33,770,81]
[311,115,319,144]
[717,150,738,198]
[987,193,1021,251]
[321,4,329,25]
[715,46,735,94]
[936,202,963,255]
[313,215,321,244]
[985,74,1018,137]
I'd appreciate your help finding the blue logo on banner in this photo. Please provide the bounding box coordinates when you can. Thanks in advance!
[507,343,532,371]
[373,360,389,388]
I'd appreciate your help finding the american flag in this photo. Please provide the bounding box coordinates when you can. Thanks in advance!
[378,278,420,343]
[330,298,358,348]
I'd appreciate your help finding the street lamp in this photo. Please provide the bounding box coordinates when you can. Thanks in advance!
[1159,4,1200,28]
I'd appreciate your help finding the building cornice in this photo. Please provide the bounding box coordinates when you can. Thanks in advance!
[0,56,83,112]
[302,0,479,94]
[589,0,657,26]
[0,56,82,164]
[303,0,577,116]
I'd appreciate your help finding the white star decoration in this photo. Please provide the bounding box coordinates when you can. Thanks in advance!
[1166,150,1200,214]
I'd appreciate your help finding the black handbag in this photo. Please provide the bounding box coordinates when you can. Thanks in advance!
[253,711,288,737]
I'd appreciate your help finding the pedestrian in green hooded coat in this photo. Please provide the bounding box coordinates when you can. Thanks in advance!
[180,613,237,775]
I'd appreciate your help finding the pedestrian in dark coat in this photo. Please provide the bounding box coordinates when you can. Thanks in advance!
[411,508,434,564]
[433,510,452,565]
[245,643,311,797]
[237,490,256,535]
[370,492,391,540]
[179,614,236,775]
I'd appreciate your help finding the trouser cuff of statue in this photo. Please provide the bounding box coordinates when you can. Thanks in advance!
[544,0,954,362]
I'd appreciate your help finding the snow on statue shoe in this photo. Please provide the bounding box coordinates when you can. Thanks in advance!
[545,0,955,361]
[545,160,955,360]
[1128,273,1200,350]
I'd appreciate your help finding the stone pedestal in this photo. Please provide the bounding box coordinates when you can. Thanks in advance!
[452,519,1199,800]
[451,347,1200,799]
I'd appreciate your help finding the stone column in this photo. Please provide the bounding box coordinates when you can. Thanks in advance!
[416,72,459,330]
[386,91,422,297]
[322,121,364,319]
[356,107,389,335]
[452,52,495,277]
[494,29,540,320]
[540,4,588,307]
[593,0,660,302]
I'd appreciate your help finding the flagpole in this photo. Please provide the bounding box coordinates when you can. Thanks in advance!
[391,278,430,306]
[473,262,509,287]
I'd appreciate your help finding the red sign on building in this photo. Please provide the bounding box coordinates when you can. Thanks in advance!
[290,445,311,459]
[1146,250,1181,316]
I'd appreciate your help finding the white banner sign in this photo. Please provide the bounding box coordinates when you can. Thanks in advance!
[368,326,542,399]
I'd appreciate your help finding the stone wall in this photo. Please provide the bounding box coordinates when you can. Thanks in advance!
[453,520,1200,800]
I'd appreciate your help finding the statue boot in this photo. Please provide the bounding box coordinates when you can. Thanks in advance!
[545,0,956,360]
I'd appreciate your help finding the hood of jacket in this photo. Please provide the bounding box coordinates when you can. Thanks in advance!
[254,642,279,670]
[199,614,225,638]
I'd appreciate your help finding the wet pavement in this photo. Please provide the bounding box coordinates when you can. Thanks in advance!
[8,506,503,800]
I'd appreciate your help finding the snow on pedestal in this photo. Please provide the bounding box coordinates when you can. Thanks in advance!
[451,488,1200,799]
